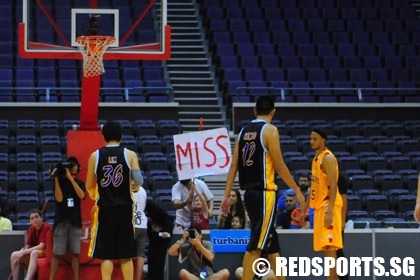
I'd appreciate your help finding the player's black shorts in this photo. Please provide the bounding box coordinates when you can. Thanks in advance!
[244,189,280,254]
[91,205,136,259]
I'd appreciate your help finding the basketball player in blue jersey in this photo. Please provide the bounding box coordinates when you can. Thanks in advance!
[222,95,305,280]
[86,121,143,280]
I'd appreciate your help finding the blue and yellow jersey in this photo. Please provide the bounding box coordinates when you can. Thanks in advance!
[238,120,277,191]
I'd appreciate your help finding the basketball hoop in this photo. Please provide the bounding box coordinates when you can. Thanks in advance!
[76,36,116,77]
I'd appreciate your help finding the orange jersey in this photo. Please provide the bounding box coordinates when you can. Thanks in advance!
[309,148,342,209]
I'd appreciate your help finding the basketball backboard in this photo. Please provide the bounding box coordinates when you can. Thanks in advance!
[19,0,170,60]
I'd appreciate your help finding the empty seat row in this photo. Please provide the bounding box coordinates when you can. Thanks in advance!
[0,56,161,70]
[4,67,165,83]
[213,41,420,57]
[204,6,416,20]
[221,67,420,84]
[208,18,420,35]
[217,54,420,70]
[347,190,416,213]
[0,135,172,154]
[347,172,417,191]
[0,119,182,138]
[224,81,420,103]
[0,145,177,169]
[238,119,420,137]
[0,153,178,191]
[202,0,412,9]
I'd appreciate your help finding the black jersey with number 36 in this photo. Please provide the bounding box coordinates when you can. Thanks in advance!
[95,146,132,207]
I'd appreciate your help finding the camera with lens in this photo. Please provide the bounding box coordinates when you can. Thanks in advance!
[188,229,196,239]
[50,161,75,178]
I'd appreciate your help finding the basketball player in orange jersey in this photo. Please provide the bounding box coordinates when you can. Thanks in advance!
[303,128,343,280]
[413,172,420,224]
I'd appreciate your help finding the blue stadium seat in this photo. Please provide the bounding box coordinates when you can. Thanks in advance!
[338,156,360,170]
[280,139,298,152]
[156,120,181,137]
[329,20,348,32]
[365,195,388,214]
[342,8,359,19]
[156,195,176,213]
[350,174,375,192]
[244,68,264,81]
[347,210,369,220]
[229,19,247,31]
[143,157,169,172]
[286,156,310,171]
[245,8,263,19]
[397,139,420,154]
[347,196,363,212]
[364,156,388,171]
[322,8,339,20]
[212,31,232,44]
[205,7,225,19]
[151,175,175,192]
[351,139,374,154]
[378,174,404,192]
[395,195,417,214]
[374,139,397,154]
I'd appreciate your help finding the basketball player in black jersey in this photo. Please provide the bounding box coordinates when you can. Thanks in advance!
[222,95,305,280]
[86,121,143,280]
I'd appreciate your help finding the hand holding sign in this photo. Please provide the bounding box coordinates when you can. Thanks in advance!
[173,128,232,180]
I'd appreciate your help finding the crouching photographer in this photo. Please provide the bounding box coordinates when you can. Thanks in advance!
[168,226,230,280]
[49,156,86,280]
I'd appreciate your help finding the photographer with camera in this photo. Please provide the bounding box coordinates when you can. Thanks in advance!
[49,156,85,280]
[168,226,229,280]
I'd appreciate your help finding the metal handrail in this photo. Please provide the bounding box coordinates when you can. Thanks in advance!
[234,87,420,103]
[0,86,175,102]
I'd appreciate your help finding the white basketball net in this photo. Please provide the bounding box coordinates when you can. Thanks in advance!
[76,36,116,77]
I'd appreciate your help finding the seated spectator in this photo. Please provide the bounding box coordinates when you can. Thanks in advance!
[10,209,51,280]
[290,207,310,229]
[277,173,311,211]
[276,193,296,229]
[231,215,244,229]
[277,189,295,211]
[190,182,210,230]
[217,189,248,229]
[0,204,12,231]
[168,226,230,280]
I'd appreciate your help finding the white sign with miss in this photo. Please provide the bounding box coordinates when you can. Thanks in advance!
[173,128,232,180]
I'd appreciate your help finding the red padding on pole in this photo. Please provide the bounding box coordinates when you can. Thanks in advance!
[79,75,101,130]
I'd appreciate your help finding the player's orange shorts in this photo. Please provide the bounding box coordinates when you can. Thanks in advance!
[313,204,343,252]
